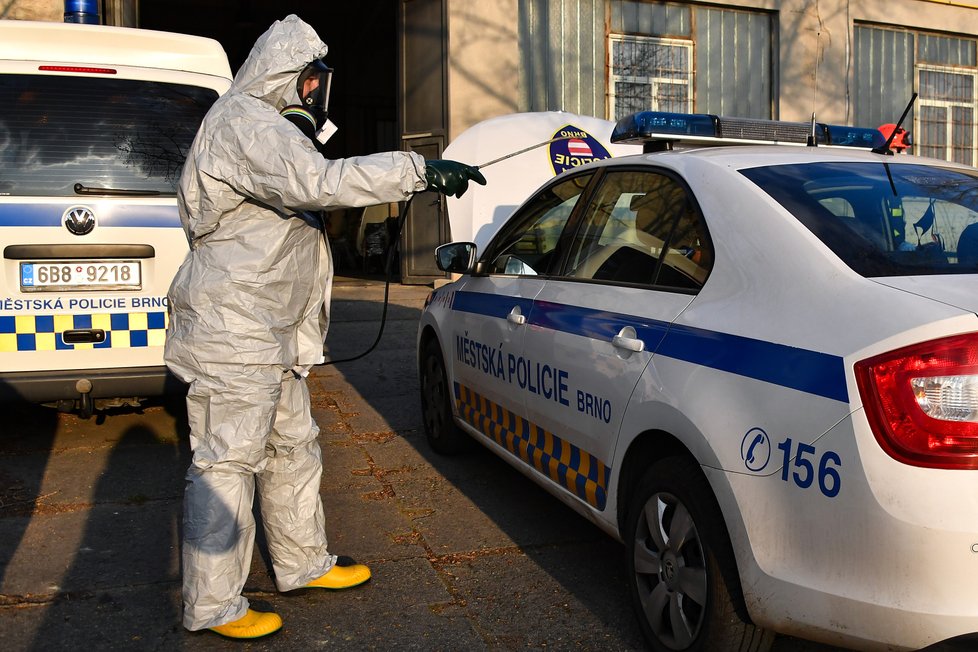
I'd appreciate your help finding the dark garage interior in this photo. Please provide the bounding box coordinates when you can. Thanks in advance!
[141,0,399,159]
[141,1,402,275]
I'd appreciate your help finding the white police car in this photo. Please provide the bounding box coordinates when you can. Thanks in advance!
[417,111,978,652]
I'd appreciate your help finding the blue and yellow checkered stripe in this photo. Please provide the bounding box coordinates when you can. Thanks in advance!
[455,382,610,511]
[0,312,167,352]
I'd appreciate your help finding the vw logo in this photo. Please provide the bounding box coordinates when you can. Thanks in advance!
[63,206,96,236]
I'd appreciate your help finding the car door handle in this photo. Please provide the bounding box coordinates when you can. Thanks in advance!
[612,326,645,353]
[507,307,526,326]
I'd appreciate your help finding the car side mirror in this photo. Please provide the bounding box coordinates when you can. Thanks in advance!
[435,242,477,273]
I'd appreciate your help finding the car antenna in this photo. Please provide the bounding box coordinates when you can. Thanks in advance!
[807,28,822,147]
[872,92,918,155]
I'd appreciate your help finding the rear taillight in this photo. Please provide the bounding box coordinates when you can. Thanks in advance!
[855,332,978,469]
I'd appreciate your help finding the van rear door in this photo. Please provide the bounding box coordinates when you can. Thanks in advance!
[0,70,218,399]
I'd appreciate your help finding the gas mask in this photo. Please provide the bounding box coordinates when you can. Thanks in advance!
[280,105,318,141]
[296,58,337,144]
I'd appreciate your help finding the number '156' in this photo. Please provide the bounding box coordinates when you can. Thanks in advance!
[777,438,841,498]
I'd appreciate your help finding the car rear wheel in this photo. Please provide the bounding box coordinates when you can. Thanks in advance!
[626,457,773,652]
[419,337,468,454]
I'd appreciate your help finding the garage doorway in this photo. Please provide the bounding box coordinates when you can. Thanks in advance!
[141,1,408,278]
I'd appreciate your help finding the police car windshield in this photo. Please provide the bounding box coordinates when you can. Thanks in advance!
[742,161,978,277]
[0,74,217,197]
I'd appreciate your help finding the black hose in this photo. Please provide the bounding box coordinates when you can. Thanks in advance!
[320,194,416,366]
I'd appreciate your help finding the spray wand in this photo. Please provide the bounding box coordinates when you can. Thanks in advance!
[322,136,574,366]
[475,136,574,169]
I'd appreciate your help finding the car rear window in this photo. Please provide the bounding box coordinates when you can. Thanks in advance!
[742,161,978,276]
[0,74,217,197]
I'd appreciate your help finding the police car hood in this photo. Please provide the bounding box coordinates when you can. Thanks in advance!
[872,275,978,314]
[228,13,326,110]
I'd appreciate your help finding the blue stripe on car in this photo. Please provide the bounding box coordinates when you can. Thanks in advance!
[450,290,848,403]
[0,203,180,228]
[658,323,849,403]
[451,289,534,320]
[532,298,673,352]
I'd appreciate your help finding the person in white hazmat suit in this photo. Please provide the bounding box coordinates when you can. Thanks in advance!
[164,14,485,639]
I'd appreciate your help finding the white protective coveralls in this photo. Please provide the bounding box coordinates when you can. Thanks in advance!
[164,14,427,631]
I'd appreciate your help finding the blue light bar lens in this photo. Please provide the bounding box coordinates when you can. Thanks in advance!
[611,110,883,149]
[824,125,886,148]
[611,111,717,143]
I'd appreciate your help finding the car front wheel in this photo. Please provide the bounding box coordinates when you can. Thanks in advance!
[419,337,468,454]
[626,456,773,652]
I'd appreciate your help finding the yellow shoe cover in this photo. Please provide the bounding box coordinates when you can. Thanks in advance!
[208,609,283,639]
[304,563,372,590]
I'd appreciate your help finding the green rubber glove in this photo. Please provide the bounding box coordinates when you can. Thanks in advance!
[424,160,487,199]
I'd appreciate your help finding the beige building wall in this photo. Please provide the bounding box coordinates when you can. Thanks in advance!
[12,0,978,138]
[739,0,978,124]
[447,0,522,142]
[2,0,61,21]
[446,0,978,136]
[3,0,135,25]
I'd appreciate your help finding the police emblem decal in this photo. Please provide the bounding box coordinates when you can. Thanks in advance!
[549,124,612,175]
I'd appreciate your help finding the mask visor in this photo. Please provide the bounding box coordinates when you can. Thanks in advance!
[298,59,333,125]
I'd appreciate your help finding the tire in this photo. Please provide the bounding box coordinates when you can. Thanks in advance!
[419,337,468,454]
[625,457,773,652]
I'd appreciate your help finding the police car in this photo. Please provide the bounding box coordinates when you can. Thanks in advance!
[0,20,231,416]
[417,111,978,651]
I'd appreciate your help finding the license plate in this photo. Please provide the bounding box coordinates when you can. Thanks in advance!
[20,260,142,291]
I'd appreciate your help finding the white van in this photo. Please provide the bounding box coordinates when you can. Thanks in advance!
[0,20,232,416]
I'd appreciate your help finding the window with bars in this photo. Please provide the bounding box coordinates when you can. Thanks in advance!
[916,65,977,165]
[855,25,978,165]
[609,35,693,120]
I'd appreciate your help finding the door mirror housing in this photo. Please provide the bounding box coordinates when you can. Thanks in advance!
[435,242,477,274]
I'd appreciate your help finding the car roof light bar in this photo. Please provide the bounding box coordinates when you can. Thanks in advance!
[610,111,884,152]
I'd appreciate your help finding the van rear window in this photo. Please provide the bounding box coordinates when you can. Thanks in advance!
[0,74,217,197]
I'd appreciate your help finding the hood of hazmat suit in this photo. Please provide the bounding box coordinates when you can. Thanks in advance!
[165,14,426,377]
